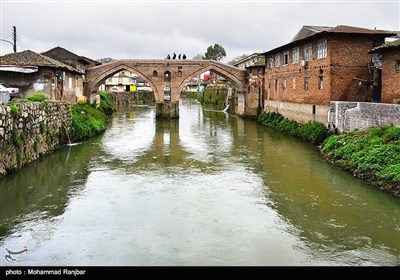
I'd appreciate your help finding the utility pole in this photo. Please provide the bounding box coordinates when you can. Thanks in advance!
[12,26,16,53]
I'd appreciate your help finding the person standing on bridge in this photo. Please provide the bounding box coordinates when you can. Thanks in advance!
[173,53,176,59]
[178,54,181,59]
[182,54,186,60]
[167,54,171,59]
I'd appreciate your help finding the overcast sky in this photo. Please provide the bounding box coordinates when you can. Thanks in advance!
[0,0,399,63]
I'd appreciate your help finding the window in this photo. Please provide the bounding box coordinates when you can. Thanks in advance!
[274,53,280,68]
[304,43,312,61]
[396,60,400,72]
[318,74,324,90]
[282,77,287,91]
[268,56,273,69]
[108,78,112,82]
[317,39,327,59]
[153,70,158,77]
[274,79,278,92]
[164,71,171,82]
[68,77,73,89]
[283,51,289,65]
[292,78,296,89]
[304,76,309,90]
[177,70,182,77]
[292,47,299,64]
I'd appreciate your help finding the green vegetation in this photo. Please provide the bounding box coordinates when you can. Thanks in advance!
[203,43,227,61]
[11,131,25,148]
[200,88,228,110]
[98,91,116,115]
[24,92,47,102]
[39,121,46,134]
[9,104,20,117]
[71,91,115,141]
[321,125,400,195]
[257,112,328,144]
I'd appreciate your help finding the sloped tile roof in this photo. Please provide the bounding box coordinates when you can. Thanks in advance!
[265,25,397,55]
[0,50,83,73]
[369,39,400,53]
[291,25,396,43]
[291,25,332,42]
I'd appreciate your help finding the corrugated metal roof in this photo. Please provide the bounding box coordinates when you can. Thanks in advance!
[0,65,38,73]
[0,50,83,73]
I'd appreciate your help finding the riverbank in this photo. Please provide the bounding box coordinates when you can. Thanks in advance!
[0,91,115,177]
[257,111,400,198]
[71,91,115,141]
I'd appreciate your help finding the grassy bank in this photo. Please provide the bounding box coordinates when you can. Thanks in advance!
[257,111,400,197]
[71,91,116,141]
[321,125,400,196]
[257,111,328,144]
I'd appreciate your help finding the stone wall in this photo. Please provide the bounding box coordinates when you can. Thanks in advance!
[0,101,72,177]
[111,91,155,106]
[328,101,400,133]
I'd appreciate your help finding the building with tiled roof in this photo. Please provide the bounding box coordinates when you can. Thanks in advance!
[261,25,397,123]
[0,50,85,103]
[368,40,400,104]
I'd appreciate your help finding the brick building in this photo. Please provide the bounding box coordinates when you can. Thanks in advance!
[262,25,396,123]
[368,39,400,104]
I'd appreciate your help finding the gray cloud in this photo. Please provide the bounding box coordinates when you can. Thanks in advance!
[1,1,399,62]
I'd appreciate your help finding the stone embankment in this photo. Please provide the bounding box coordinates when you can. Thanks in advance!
[0,101,71,177]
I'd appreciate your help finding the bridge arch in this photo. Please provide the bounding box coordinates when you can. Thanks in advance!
[88,63,160,100]
[86,59,246,118]
[177,63,245,94]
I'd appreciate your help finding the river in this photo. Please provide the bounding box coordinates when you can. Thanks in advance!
[1,98,399,266]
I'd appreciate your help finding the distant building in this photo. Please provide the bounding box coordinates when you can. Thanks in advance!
[103,71,137,92]
[262,25,397,123]
[244,58,265,116]
[0,50,84,103]
[231,53,263,70]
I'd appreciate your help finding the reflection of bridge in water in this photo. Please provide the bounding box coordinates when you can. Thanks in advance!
[85,59,246,118]
[99,100,237,172]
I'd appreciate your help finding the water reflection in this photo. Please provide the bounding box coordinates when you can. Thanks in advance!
[0,140,98,240]
[0,98,399,266]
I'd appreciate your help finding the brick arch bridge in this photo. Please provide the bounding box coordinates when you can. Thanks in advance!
[85,59,246,118]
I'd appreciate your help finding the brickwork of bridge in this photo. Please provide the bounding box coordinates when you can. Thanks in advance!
[85,59,246,118]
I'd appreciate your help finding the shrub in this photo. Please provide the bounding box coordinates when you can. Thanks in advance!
[9,104,20,117]
[98,91,116,115]
[25,92,47,102]
[71,104,108,141]
[321,125,400,189]
[257,112,328,144]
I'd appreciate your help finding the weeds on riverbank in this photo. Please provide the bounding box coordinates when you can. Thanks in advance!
[321,125,400,196]
[257,111,328,144]
[71,91,116,141]
[257,111,400,197]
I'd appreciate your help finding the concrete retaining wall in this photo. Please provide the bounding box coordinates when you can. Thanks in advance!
[328,101,400,133]
[0,101,72,177]
[264,100,329,124]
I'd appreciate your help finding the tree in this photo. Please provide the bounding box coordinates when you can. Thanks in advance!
[204,44,226,61]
